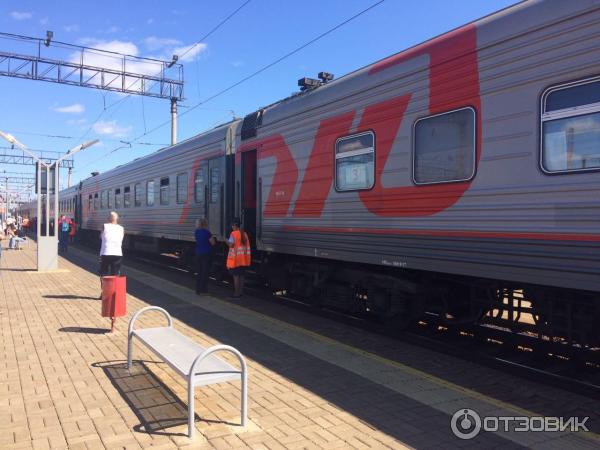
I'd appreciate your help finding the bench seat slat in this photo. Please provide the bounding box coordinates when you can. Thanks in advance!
[134,327,240,386]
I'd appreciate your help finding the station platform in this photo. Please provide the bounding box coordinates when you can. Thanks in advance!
[1,241,598,449]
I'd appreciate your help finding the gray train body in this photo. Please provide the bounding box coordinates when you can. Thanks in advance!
[42,0,600,341]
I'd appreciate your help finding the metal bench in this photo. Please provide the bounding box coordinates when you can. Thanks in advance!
[127,306,248,438]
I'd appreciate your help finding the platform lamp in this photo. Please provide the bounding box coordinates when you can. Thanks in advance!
[0,131,99,271]
[50,139,99,251]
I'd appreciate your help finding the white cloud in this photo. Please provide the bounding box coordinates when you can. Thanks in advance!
[69,37,204,94]
[93,120,131,138]
[143,36,207,62]
[74,39,160,91]
[64,24,79,32]
[10,11,32,20]
[173,43,207,63]
[78,38,139,56]
[143,36,181,51]
[54,103,85,114]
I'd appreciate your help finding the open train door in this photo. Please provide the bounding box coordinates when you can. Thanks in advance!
[241,149,257,247]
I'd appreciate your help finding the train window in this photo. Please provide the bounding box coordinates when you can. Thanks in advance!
[123,186,131,208]
[194,168,204,203]
[160,177,170,205]
[93,193,99,210]
[335,132,375,191]
[115,188,121,209]
[210,167,220,203]
[147,180,155,206]
[88,195,92,211]
[413,107,475,184]
[541,77,600,173]
[134,183,142,207]
[100,190,106,209]
[107,188,112,209]
[176,173,188,204]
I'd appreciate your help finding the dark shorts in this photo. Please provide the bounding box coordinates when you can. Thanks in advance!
[100,255,122,276]
[229,266,246,276]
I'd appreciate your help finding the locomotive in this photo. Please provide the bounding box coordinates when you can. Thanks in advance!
[28,0,600,345]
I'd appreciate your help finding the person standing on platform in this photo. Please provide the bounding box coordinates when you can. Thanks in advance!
[99,211,124,297]
[226,218,251,299]
[69,218,77,243]
[194,218,215,294]
[58,215,72,253]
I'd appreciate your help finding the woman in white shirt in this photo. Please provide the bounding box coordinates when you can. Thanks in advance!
[100,211,124,277]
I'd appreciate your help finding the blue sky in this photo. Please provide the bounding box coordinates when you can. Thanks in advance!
[0,0,517,191]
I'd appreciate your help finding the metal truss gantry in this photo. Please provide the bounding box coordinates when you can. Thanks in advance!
[2,176,35,185]
[0,147,73,168]
[0,33,184,100]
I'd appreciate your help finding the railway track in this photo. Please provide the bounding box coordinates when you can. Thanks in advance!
[76,244,600,399]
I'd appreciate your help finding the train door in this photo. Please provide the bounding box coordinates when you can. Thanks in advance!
[75,194,82,228]
[241,149,257,245]
[196,160,209,221]
[207,157,224,238]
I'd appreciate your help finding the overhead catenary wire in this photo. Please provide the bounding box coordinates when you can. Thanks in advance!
[72,0,253,150]
[73,0,385,178]
[104,0,386,148]
[3,129,166,146]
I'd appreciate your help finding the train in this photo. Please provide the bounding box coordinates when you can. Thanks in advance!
[26,0,600,345]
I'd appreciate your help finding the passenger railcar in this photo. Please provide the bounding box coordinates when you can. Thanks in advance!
[58,0,600,345]
[75,121,237,256]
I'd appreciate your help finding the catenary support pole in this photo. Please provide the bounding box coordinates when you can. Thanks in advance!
[171,97,177,146]
[45,167,50,236]
[36,162,41,239]
[4,176,8,224]
[54,164,59,239]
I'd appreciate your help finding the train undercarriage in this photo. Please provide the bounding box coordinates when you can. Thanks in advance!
[79,229,600,349]
[259,253,600,348]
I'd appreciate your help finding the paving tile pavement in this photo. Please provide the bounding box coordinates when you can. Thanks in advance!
[0,243,598,449]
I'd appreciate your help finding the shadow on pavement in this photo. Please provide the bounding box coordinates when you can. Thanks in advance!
[44,294,100,300]
[59,327,109,334]
[0,268,36,272]
[68,250,528,448]
[91,360,199,436]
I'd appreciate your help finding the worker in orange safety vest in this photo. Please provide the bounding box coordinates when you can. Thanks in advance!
[226,218,251,298]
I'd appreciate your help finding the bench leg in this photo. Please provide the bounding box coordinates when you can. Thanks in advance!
[127,334,133,369]
[188,380,196,438]
[241,371,247,427]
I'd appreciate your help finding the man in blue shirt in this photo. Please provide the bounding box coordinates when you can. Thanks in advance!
[194,218,215,294]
